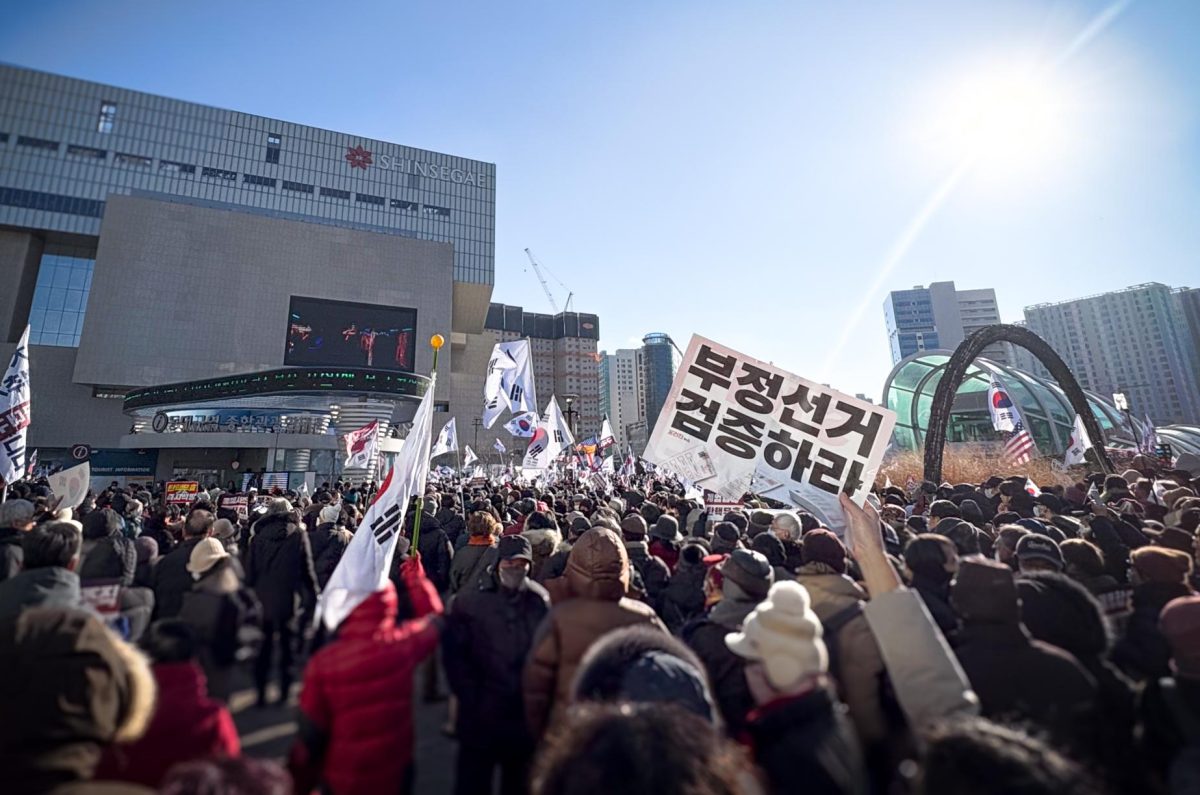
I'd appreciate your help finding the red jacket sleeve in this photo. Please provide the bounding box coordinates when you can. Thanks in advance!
[214,707,241,757]
[401,555,444,620]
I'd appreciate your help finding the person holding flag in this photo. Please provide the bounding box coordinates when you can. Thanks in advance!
[289,337,444,795]
[0,325,31,497]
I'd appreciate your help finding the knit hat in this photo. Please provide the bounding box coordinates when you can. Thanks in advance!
[212,518,237,542]
[620,514,649,540]
[801,529,846,574]
[726,581,827,688]
[711,521,742,554]
[187,537,229,578]
[719,548,774,600]
[319,504,341,525]
[498,534,533,563]
[1132,546,1193,586]
[748,510,774,538]
[1161,595,1200,680]
[750,531,786,566]
[952,558,1019,623]
[651,515,681,543]
[1015,534,1064,571]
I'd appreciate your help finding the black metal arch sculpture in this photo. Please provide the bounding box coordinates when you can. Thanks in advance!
[923,324,1113,482]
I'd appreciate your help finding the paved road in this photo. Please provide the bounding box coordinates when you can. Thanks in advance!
[231,667,458,794]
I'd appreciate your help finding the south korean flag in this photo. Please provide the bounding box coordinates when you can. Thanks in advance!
[319,374,438,631]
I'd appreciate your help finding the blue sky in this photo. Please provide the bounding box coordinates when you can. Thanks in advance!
[3,0,1197,398]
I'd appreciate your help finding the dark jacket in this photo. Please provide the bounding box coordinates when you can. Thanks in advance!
[151,537,206,620]
[449,539,497,595]
[658,546,708,633]
[742,687,868,795]
[411,522,453,595]
[1112,581,1192,683]
[0,527,24,582]
[245,514,319,623]
[178,561,263,689]
[625,540,670,610]
[79,533,137,587]
[308,523,351,590]
[954,619,1097,743]
[0,567,81,623]
[434,508,466,547]
[289,558,442,795]
[911,572,958,643]
[683,596,757,735]
[444,567,550,745]
[780,538,805,574]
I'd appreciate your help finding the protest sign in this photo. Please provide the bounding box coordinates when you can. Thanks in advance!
[219,493,249,520]
[165,480,200,506]
[643,335,896,533]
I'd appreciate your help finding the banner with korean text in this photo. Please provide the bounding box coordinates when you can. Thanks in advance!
[643,335,896,533]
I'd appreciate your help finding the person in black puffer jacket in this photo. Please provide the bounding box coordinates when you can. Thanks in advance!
[79,508,137,586]
[308,504,352,590]
[903,534,960,643]
[245,499,319,706]
[435,495,467,548]
[659,543,708,633]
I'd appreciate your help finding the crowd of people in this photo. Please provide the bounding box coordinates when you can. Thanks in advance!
[2,451,1200,794]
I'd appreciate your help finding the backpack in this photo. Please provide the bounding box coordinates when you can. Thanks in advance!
[821,600,865,696]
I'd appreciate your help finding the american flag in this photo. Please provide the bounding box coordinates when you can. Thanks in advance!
[1003,420,1037,466]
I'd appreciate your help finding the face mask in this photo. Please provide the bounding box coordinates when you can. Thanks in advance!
[498,567,527,590]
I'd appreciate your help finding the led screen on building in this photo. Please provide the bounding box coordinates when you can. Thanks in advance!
[285,297,416,372]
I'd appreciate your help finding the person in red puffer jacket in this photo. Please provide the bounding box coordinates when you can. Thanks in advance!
[95,620,240,788]
[288,552,443,795]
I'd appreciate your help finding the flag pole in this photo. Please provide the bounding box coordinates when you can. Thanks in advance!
[411,334,444,555]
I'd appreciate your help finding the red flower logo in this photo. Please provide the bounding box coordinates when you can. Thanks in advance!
[345,145,373,170]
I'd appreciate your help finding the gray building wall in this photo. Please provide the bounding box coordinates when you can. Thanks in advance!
[73,195,454,390]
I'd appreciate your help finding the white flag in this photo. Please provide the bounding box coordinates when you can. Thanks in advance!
[602,454,616,474]
[0,326,31,486]
[482,340,537,428]
[523,395,575,469]
[504,411,539,438]
[431,417,458,458]
[1063,413,1093,466]
[463,445,479,467]
[49,460,90,510]
[494,437,506,454]
[598,416,616,451]
[342,420,380,470]
[320,374,438,631]
[987,376,1018,433]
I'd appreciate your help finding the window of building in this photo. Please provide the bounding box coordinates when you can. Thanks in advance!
[266,132,281,164]
[114,152,152,168]
[282,180,314,193]
[243,174,277,187]
[202,166,237,181]
[29,247,96,347]
[390,199,418,211]
[66,144,106,160]
[159,159,195,175]
[320,187,350,200]
[97,101,117,133]
[423,204,450,217]
[0,133,8,143]
[355,193,385,205]
[0,187,105,218]
[17,135,59,151]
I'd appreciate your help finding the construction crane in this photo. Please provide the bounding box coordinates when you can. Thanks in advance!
[524,248,573,313]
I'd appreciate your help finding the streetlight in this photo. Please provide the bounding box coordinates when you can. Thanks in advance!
[472,417,482,451]
[563,394,579,438]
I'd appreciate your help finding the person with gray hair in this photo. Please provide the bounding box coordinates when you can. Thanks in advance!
[770,511,806,573]
[0,521,84,622]
[0,498,37,582]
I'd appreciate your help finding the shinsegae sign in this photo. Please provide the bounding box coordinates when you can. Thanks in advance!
[344,145,489,189]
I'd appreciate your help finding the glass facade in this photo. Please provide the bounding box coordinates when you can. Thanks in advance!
[642,333,680,433]
[0,64,495,285]
[883,351,1142,454]
[29,242,96,347]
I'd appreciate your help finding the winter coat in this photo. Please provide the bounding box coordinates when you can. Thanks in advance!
[244,514,318,623]
[449,538,497,595]
[523,528,668,737]
[151,537,206,620]
[954,619,1097,743]
[797,564,889,748]
[1139,675,1200,791]
[289,557,442,795]
[0,566,81,623]
[524,526,565,583]
[1112,581,1192,683]
[79,533,137,587]
[94,661,239,788]
[659,546,708,633]
[625,540,670,610]
[683,595,757,735]
[742,686,868,795]
[178,561,262,697]
[410,522,453,594]
[539,543,571,584]
[781,538,805,574]
[1073,572,1132,619]
[649,538,679,571]
[308,523,351,590]
[435,508,466,547]
[444,568,550,745]
[910,573,959,643]
[0,527,24,582]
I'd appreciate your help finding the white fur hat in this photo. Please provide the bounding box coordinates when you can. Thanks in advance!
[725,580,827,688]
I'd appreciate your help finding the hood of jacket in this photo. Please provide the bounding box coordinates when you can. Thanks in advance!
[523,526,563,556]
[566,528,629,602]
[253,513,299,542]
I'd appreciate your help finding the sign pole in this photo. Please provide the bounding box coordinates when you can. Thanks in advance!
[410,334,444,555]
